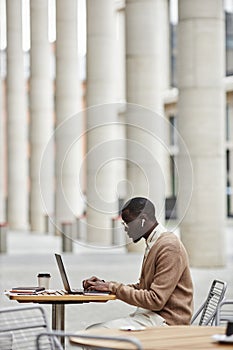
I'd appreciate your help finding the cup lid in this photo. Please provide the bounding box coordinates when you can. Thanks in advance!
[37,273,51,277]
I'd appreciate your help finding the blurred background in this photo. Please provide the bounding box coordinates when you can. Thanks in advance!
[0,1,233,340]
[0,0,233,268]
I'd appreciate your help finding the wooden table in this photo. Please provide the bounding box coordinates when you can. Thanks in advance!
[7,291,116,348]
[70,325,229,350]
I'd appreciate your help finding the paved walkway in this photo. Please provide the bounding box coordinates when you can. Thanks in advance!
[0,221,233,342]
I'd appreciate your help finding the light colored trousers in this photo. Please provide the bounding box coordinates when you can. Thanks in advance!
[87,307,167,330]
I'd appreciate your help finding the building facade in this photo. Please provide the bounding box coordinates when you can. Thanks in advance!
[0,0,233,266]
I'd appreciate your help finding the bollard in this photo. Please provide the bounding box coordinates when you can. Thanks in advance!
[111,216,123,245]
[44,214,55,235]
[61,222,73,252]
[80,215,87,242]
[44,214,50,234]
[0,223,8,253]
[112,216,127,247]
[76,217,81,240]
[75,215,87,241]
[111,218,117,245]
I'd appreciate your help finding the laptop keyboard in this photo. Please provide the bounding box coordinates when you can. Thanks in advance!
[71,288,109,294]
[71,288,84,294]
[84,290,110,295]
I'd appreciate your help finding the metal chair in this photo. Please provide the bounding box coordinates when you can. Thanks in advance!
[0,305,62,350]
[191,279,227,326]
[0,305,143,349]
[215,299,233,326]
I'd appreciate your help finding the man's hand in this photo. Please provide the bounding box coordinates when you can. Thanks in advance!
[83,276,105,289]
[87,280,110,292]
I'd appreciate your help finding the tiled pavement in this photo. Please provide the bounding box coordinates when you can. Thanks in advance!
[0,221,233,336]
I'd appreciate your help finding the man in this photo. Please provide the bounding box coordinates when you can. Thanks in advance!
[83,197,193,328]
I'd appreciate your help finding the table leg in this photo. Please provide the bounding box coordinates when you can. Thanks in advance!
[52,304,65,348]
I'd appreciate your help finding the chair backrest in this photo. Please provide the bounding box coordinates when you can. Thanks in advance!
[191,279,227,326]
[0,305,61,350]
[215,299,233,326]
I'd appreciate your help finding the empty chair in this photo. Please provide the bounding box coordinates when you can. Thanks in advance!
[0,305,63,350]
[0,305,143,350]
[215,299,233,326]
[191,279,227,326]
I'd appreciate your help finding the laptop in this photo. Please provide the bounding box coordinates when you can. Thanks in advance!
[55,253,110,295]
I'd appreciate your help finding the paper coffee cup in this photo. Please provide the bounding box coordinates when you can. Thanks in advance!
[37,273,51,289]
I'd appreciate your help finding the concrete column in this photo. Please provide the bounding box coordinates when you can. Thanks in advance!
[125,0,169,251]
[0,75,5,222]
[116,3,126,104]
[228,101,233,215]
[0,223,7,253]
[55,0,84,230]
[230,149,233,216]
[6,0,28,229]
[177,0,226,266]
[116,3,127,215]
[86,0,120,244]
[29,0,54,232]
[113,4,128,248]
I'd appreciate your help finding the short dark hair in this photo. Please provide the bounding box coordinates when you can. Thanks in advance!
[121,197,156,220]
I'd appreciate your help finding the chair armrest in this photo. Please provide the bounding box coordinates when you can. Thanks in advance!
[36,331,143,350]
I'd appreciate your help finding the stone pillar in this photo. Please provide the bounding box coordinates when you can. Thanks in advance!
[177,0,226,266]
[29,0,54,232]
[0,77,6,222]
[6,0,28,229]
[55,0,84,230]
[86,0,120,244]
[116,4,127,206]
[228,100,233,215]
[0,74,5,222]
[230,148,233,216]
[125,0,169,251]
[116,3,126,104]
[0,223,7,253]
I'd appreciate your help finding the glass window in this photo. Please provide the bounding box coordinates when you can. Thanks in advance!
[226,150,233,217]
[226,101,233,142]
[226,12,233,76]
[169,0,178,87]
[169,115,177,146]
[170,155,176,196]
[170,23,177,87]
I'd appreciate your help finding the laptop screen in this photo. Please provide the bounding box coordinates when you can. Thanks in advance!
[55,253,72,293]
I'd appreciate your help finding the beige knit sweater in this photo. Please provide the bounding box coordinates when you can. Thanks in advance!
[109,232,193,325]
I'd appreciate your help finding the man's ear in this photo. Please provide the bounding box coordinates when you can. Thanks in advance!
[140,213,148,221]
[140,213,148,227]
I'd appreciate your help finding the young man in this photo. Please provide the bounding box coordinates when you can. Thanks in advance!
[83,197,193,328]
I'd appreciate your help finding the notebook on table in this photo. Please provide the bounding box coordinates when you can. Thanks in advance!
[54,253,110,295]
[9,287,45,294]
